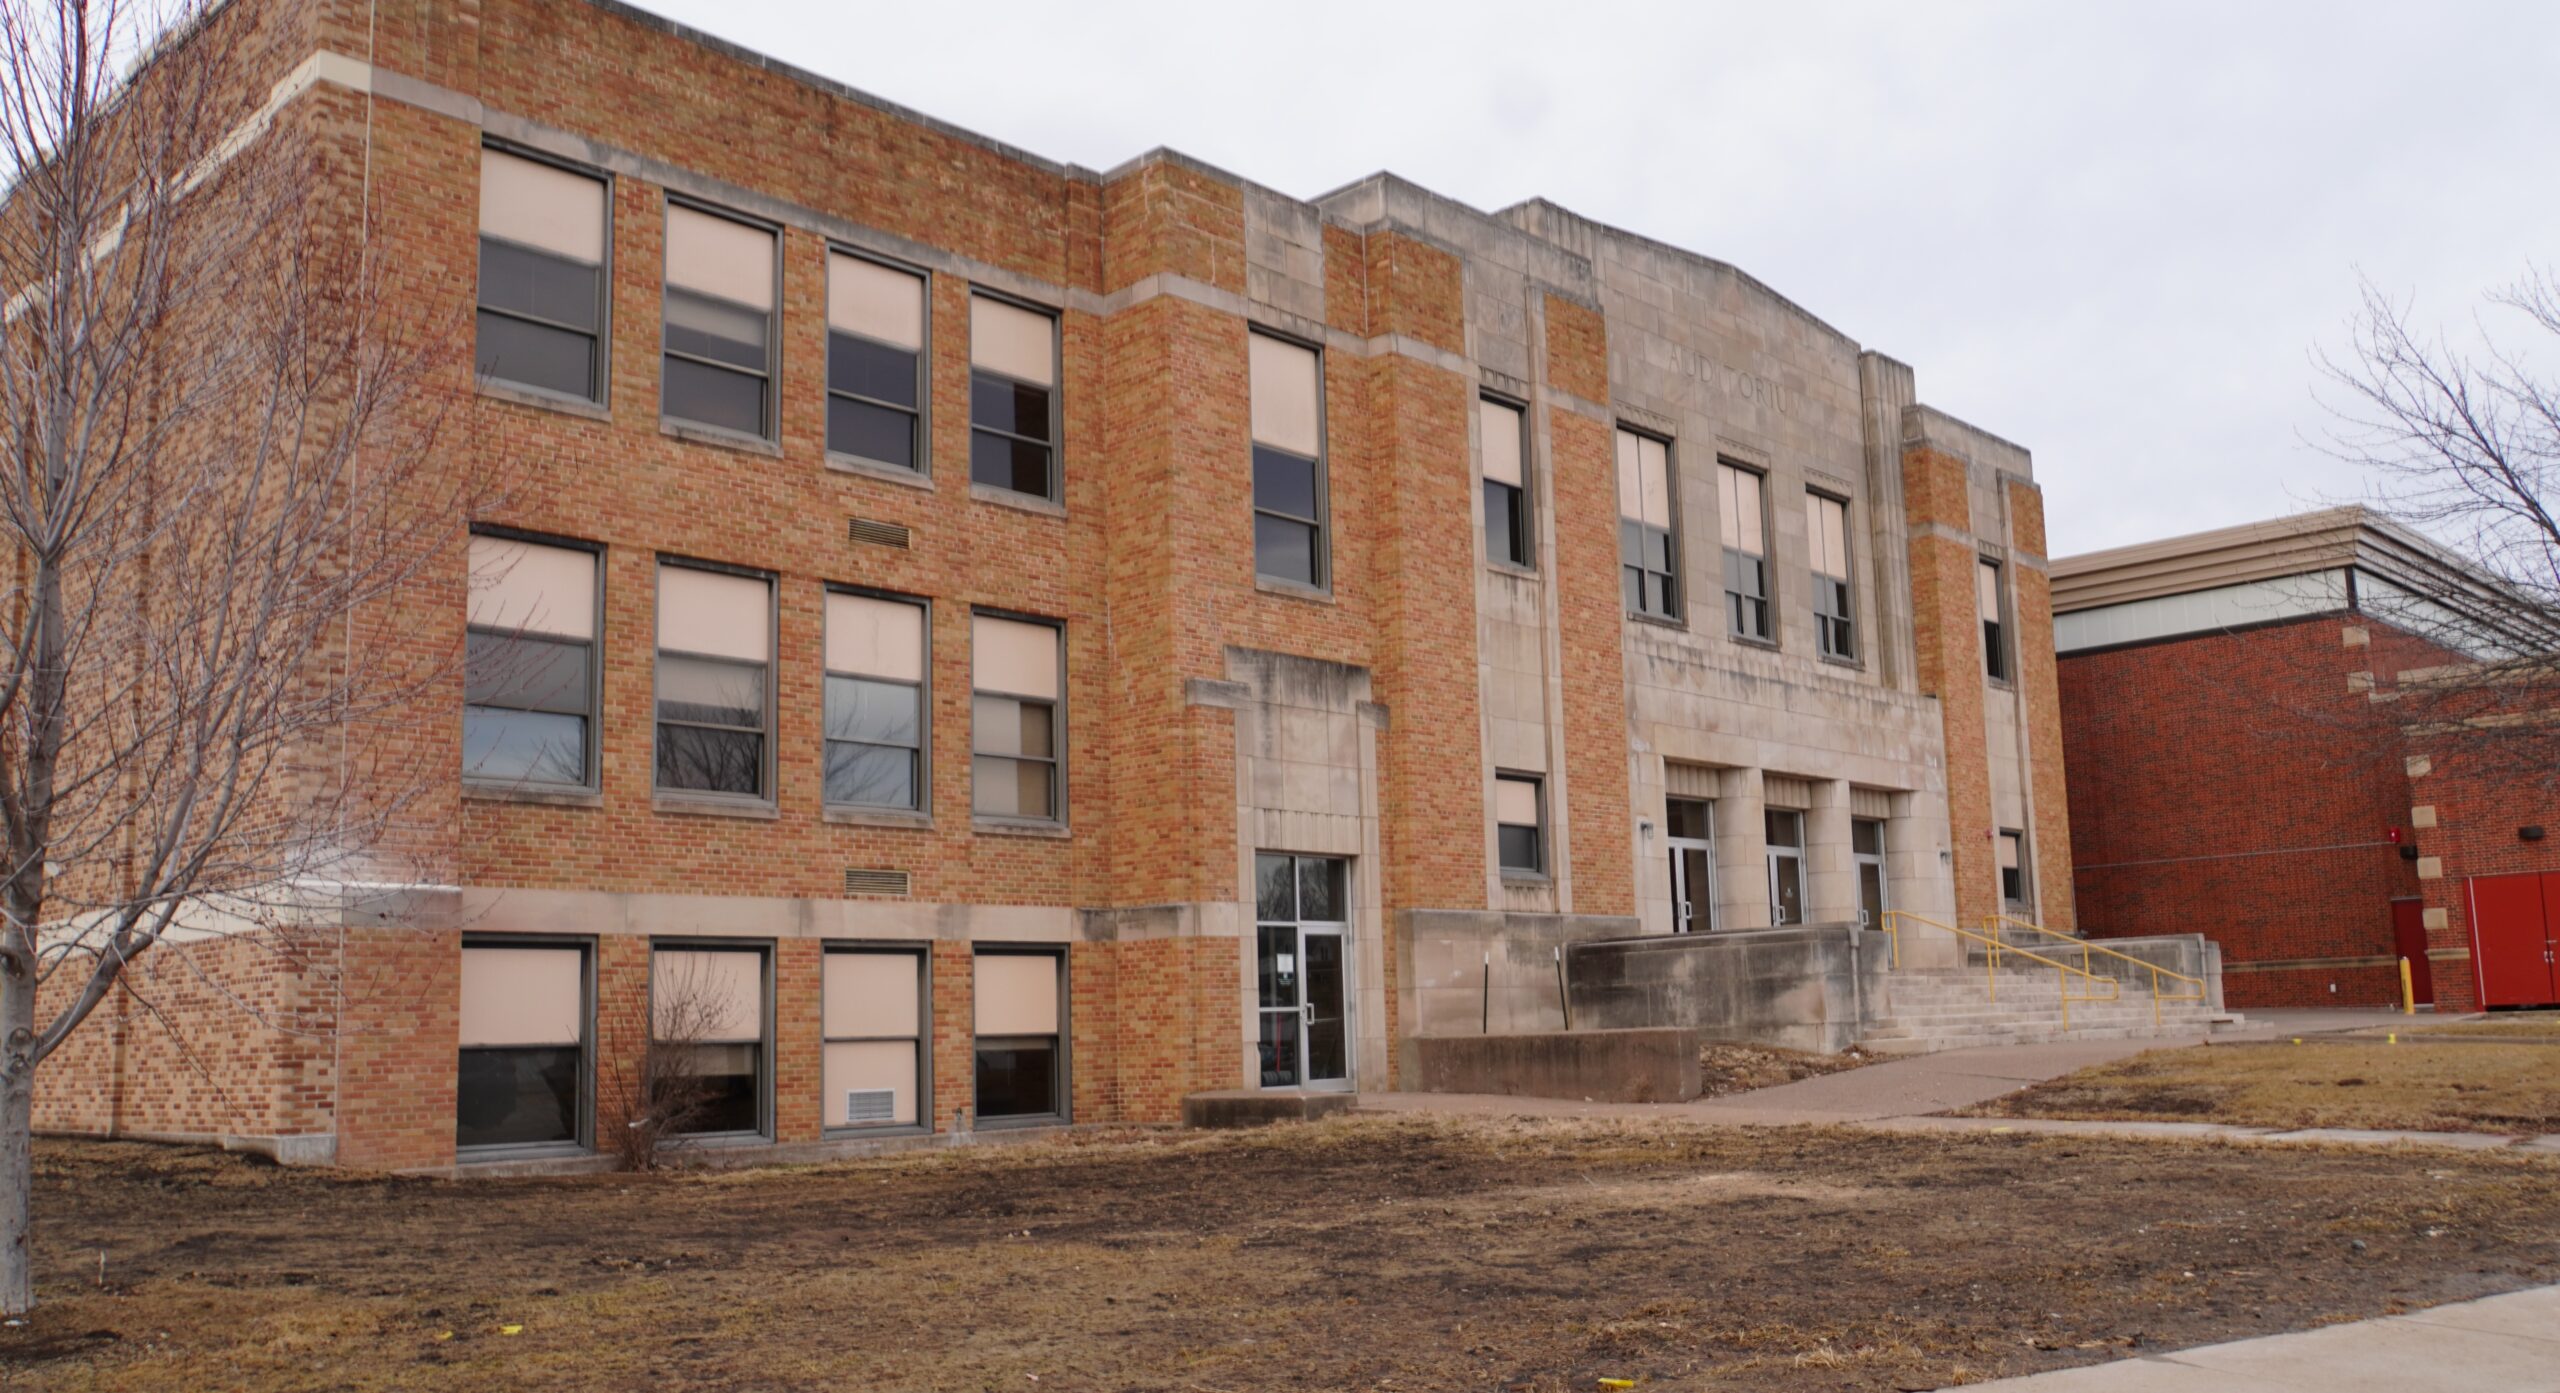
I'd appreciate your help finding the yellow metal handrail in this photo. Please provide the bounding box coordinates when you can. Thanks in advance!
[1878,909,2119,1029]
[1981,913,2208,1028]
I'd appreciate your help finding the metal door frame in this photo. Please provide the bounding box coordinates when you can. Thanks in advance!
[1666,797,1717,933]
[1255,852,1355,1091]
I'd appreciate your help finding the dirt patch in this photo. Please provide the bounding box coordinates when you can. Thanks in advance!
[4,1120,2558,1391]
[1696,1042,1876,1098]
[1966,1041,2560,1134]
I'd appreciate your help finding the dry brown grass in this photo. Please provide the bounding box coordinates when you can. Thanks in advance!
[4,1119,2559,1391]
[1966,1041,2560,1133]
[1694,1042,1876,1097]
[2410,1011,2560,1040]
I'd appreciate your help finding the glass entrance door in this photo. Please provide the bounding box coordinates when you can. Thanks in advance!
[1666,797,1716,932]
[1255,853,1352,1090]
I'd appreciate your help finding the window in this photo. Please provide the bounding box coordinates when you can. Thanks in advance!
[1616,429,1678,619]
[1999,829,2029,907]
[1765,808,1806,925]
[1250,332,1327,587]
[1666,796,1717,932]
[824,591,928,811]
[650,946,767,1137]
[971,614,1062,820]
[1809,492,1855,660]
[974,948,1064,1121]
[969,295,1058,499]
[1481,396,1532,570]
[1853,818,1888,927]
[827,252,927,469]
[654,562,773,799]
[476,147,607,402]
[1495,773,1545,875]
[661,204,777,438]
[1721,462,1770,641]
[823,948,925,1129]
[1979,558,2010,682]
[457,940,589,1152]
[465,533,599,789]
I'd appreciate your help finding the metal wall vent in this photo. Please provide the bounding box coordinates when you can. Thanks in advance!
[845,1088,897,1124]
[843,867,911,897]
[847,516,912,549]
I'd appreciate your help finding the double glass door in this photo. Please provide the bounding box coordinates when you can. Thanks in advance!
[1255,853,1351,1089]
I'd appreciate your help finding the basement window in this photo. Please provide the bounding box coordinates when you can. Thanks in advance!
[650,945,770,1138]
[457,940,591,1154]
[974,948,1066,1123]
[824,947,927,1130]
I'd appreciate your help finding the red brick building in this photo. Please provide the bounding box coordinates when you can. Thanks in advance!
[39,0,2074,1169]
[2054,508,2557,1013]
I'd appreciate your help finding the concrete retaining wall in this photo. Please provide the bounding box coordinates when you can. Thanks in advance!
[1564,923,1890,1054]
[1409,1027,1702,1103]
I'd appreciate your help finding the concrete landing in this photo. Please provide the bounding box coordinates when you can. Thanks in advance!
[1947,1282,2560,1390]
[1181,1089,1354,1129]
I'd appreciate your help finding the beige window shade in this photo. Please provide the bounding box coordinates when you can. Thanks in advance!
[972,615,1058,699]
[828,253,924,350]
[468,537,596,641]
[657,565,769,663]
[459,946,583,1048]
[974,952,1060,1036]
[1481,398,1524,487]
[1495,775,1540,827]
[1810,494,1850,580]
[1978,560,2004,621]
[1720,464,1765,553]
[1850,787,1894,820]
[652,948,762,1041]
[479,148,604,264]
[1615,430,1671,528]
[822,951,920,1038]
[969,295,1055,386]
[1664,762,1720,800]
[1762,774,1813,810]
[665,205,774,311]
[823,1040,917,1125]
[1248,333,1322,457]
[1998,833,2023,871]
[826,593,925,681]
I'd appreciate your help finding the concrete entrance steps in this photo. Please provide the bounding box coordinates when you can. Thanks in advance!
[1859,967,2227,1054]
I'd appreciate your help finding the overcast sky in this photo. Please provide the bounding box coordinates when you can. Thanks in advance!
[640,0,2557,556]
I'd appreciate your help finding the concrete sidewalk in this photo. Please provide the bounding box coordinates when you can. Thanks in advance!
[1948,1283,2560,1390]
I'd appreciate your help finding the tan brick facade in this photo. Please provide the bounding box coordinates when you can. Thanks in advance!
[35,0,2070,1169]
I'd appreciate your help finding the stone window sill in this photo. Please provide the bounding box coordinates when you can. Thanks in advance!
[825,453,935,490]
[974,817,1071,840]
[464,782,604,810]
[477,378,612,422]
[824,806,935,831]
[970,483,1066,518]
[653,795,781,821]
[1255,575,1334,605]
[661,418,783,458]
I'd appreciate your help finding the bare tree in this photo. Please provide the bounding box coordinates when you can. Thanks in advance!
[0,0,468,1313]
[2320,270,2560,785]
